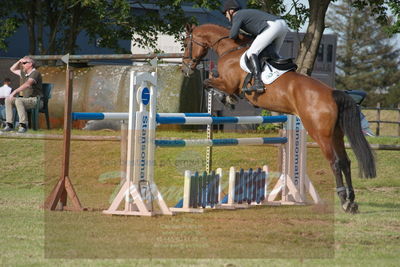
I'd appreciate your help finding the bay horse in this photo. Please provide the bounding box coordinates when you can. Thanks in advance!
[181,24,376,214]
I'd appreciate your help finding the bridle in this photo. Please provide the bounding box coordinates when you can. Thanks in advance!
[182,32,251,72]
[183,32,229,71]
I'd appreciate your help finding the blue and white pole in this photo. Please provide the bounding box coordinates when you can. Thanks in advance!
[71,112,212,121]
[72,112,287,125]
[155,115,287,125]
[155,137,287,147]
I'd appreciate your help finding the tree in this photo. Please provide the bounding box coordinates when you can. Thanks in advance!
[327,0,400,106]
[0,0,220,55]
[295,0,331,75]
[249,0,400,76]
[248,0,330,75]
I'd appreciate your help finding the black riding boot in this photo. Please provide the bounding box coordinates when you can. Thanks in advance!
[248,54,265,93]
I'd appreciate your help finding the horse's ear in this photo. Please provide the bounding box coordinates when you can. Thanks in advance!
[185,24,195,33]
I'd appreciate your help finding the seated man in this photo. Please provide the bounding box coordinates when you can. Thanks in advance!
[2,56,43,133]
[0,78,12,126]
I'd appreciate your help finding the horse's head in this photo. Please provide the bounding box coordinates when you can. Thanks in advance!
[182,24,209,77]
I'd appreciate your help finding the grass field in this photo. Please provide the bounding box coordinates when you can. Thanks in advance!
[0,129,399,266]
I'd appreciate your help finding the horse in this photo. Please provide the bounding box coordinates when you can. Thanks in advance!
[181,24,376,214]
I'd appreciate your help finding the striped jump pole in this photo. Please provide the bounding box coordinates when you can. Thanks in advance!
[155,137,287,147]
[72,112,287,125]
[71,112,212,121]
[155,115,287,125]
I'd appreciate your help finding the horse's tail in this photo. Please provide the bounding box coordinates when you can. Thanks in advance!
[332,90,376,178]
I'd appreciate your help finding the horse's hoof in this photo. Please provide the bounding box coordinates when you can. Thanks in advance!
[226,95,238,105]
[342,200,359,214]
[203,79,212,88]
[348,202,359,214]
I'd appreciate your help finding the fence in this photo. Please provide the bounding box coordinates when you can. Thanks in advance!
[362,103,400,137]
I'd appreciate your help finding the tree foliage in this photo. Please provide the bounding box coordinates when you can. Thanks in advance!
[0,0,220,55]
[352,0,400,35]
[327,0,400,106]
[247,0,309,31]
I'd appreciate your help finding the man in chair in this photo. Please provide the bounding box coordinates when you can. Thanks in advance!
[222,0,289,93]
[2,56,42,133]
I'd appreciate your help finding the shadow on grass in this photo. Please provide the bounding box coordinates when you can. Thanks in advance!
[358,201,400,214]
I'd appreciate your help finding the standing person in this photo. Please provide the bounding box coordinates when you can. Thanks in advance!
[0,78,12,126]
[1,56,42,133]
[222,0,289,92]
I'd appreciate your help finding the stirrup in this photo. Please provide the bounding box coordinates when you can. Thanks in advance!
[251,79,265,93]
[243,84,265,94]
[253,86,265,94]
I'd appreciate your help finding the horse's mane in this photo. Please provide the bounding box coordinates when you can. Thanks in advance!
[195,24,252,43]
[197,24,230,35]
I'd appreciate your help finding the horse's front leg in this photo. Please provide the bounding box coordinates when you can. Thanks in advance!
[203,77,228,91]
[203,77,239,109]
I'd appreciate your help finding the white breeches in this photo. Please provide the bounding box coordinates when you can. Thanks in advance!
[245,19,288,57]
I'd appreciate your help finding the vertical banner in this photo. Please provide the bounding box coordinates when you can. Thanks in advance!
[286,115,307,202]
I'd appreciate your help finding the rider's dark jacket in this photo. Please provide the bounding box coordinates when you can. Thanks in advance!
[229,9,281,39]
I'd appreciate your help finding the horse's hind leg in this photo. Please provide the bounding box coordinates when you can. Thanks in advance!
[309,132,344,208]
[333,127,359,214]
[308,126,357,213]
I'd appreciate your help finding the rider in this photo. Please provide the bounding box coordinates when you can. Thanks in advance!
[222,0,289,92]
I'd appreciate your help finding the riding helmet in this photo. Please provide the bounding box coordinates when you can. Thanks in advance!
[222,0,241,14]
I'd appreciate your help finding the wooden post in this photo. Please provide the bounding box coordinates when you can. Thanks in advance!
[44,63,84,211]
[376,102,381,136]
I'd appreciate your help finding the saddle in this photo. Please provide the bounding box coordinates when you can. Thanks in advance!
[241,46,297,94]
[256,45,297,71]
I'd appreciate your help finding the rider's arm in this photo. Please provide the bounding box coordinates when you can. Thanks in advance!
[229,17,242,39]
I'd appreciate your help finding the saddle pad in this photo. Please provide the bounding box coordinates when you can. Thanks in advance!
[240,53,291,85]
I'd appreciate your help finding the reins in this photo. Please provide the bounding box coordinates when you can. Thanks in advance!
[183,31,251,69]
[183,33,230,63]
[219,43,250,57]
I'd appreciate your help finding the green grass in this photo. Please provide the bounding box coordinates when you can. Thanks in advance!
[0,130,399,266]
